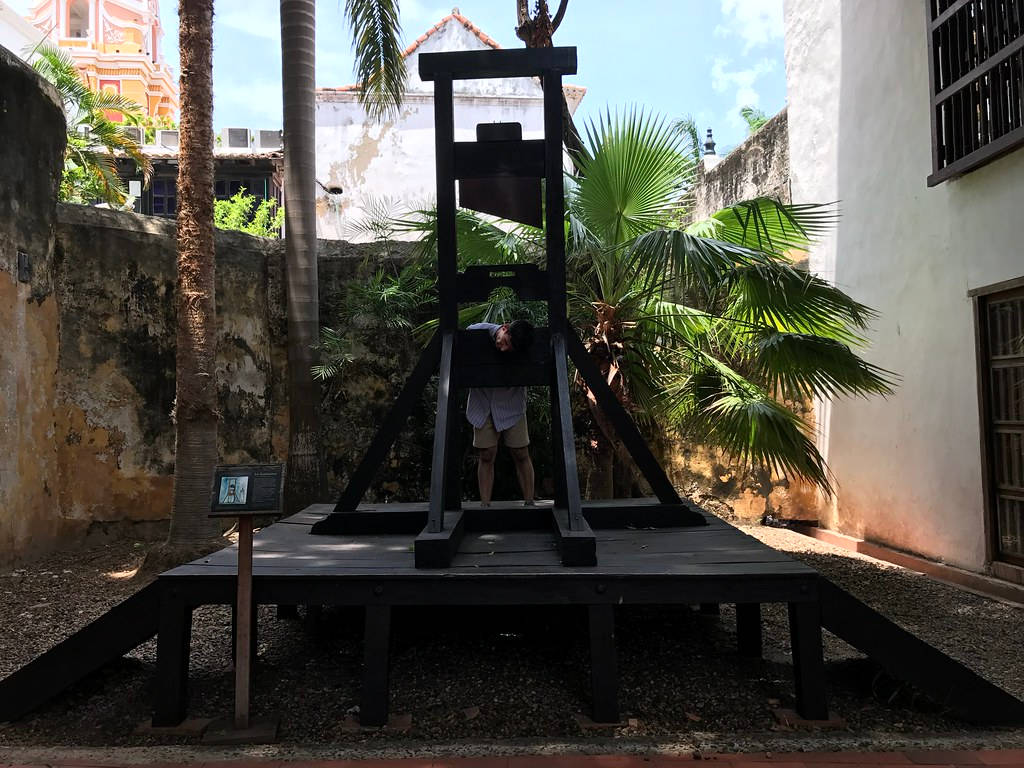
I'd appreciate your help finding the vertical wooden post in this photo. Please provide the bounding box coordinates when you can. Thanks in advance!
[788,600,828,720]
[588,604,619,723]
[153,586,193,726]
[361,604,391,727]
[434,73,457,332]
[427,332,455,532]
[233,515,254,730]
[736,602,762,658]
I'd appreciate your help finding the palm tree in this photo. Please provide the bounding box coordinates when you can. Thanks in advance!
[344,110,894,498]
[565,110,893,495]
[167,0,220,548]
[31,43,152,205]
[268,0,406,515]
[280,0,324,512]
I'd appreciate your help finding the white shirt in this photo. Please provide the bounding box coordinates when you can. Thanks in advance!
[464,322,527,432]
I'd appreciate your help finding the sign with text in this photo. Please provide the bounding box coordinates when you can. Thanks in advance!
[210,464,285,516]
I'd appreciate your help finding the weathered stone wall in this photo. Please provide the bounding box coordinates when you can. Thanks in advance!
[682,106,819,523]
[693,108,790,221]
[0,47,66,561]
[51,206,290,537]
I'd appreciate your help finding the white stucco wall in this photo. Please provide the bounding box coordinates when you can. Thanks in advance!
[315,20,552,241]
[784,0,1024,572]
[0,1,45,61]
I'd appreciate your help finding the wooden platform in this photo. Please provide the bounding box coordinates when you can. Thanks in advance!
[155,499,827,727]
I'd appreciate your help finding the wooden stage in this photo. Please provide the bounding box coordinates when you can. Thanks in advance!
[155,498,827,727]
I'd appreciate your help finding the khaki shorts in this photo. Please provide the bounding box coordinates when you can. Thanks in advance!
[473,414,530,449]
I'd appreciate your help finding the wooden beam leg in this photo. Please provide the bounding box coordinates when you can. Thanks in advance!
[427,332,455,533]
[567,332,685,507]
[552,333,584,530]
[548,365,568,509]
[788,601,828,720]
[334,332,441,512]
[361,605,391,727]
[153,587,192,726]
[588,604,619,723]
[736,603,762,658]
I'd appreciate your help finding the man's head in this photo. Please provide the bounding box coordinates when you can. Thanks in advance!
[494,319,535,353]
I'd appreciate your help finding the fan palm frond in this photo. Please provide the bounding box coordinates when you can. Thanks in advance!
[575,108,692,246]
[752,330,896,400]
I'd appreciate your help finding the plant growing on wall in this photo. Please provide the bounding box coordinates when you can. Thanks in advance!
[31,43,152,205]
[740,105,769,134]
[214,188,284,238]
[128,113,178,144]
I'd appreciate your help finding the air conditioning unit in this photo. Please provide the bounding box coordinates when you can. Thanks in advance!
[122,125,143,144]
[221,127,250,148]
[255,129,282,150]
[156,129,179,148]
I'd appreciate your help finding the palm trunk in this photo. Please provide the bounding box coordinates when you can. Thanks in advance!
[168,0,219,546]
[280,0,323,513]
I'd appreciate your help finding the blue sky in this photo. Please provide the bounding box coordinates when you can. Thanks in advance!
[11,0,786,153]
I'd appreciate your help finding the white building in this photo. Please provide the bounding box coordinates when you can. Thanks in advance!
[0,0,46,60]
[315,10,584,240]
[785,0,1024,586]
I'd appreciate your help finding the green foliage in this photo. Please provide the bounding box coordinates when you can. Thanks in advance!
[316,110,895,494]
[345,0,407,121]
[740,105,769,134]
[32,43,151,205]
[213,189,284,237]
[128,114,177,144]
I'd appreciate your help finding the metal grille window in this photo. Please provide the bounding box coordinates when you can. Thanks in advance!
[151,178,176,217]
[927,0,1024,185]
[974,282,1024,566]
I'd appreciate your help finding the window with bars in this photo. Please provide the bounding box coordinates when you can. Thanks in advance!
[151,178,176,217]
[974,281,1024,566]
[927,0,1024,185]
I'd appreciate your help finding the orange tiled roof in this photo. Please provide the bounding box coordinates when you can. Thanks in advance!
[318,10,500,94]
[402,11,501,57]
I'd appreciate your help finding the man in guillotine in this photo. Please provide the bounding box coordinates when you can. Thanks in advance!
[465,320,537,507]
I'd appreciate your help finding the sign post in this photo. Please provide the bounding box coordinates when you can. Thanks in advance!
[207,463,284,740]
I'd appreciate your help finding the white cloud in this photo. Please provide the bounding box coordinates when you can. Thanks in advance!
[710,56,776,133]
[717,0,783,52]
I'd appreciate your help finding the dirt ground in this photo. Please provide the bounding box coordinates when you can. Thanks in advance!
[0,522,1022,756]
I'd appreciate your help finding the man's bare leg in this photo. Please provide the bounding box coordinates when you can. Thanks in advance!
[510,446,535,504]
[477,446,497,506]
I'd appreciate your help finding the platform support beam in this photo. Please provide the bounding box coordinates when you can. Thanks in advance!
[736,602,762,658]
[588,604,619,723]
[788,600,828,720]
[153,586,193,726]
[361,604,391,727]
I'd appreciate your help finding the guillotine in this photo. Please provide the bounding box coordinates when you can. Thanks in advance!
[311,46,706,566]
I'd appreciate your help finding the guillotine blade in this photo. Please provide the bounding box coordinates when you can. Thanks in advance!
[458,122,543,228]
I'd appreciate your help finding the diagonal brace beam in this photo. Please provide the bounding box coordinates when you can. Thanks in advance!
[335,332,441,512]
[566,331,683,505]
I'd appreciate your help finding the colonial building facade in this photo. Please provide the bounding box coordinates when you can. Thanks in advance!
[26,0,177,118]
[785,0,1024,587]
[315,11,584,240]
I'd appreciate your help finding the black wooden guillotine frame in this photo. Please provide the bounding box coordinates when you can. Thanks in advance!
[311,46,706,566]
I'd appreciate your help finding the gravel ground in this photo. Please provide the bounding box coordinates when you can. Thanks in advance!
[0,521,1022,756]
